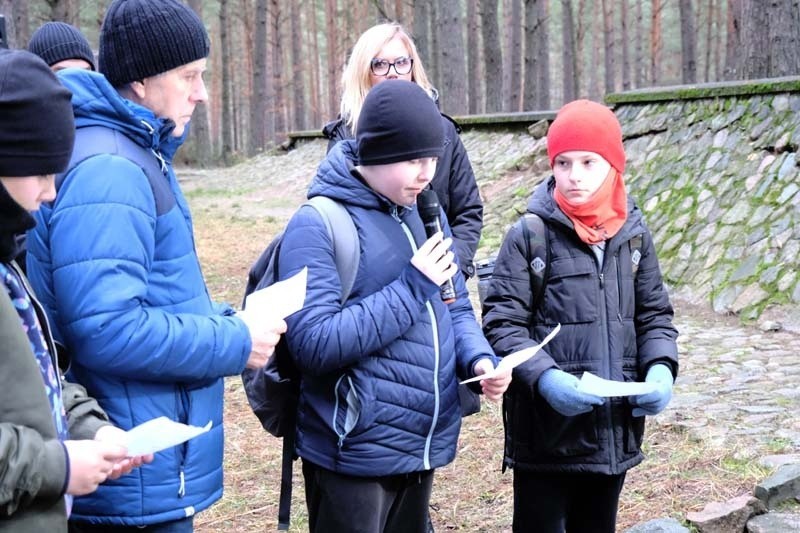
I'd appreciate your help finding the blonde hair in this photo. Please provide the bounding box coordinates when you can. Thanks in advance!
[340,23,433,134]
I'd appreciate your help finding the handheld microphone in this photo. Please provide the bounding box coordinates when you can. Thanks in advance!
[417,189,457,304]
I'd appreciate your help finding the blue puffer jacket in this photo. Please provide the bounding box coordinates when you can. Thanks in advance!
[280,141,495,476]
[25,69,252,526]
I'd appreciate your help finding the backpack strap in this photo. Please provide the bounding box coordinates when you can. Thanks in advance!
[630,233,643,276]
[56,125,175,216]
[304,195,359,302]
[520,213,549,313]
[276,195,358,531]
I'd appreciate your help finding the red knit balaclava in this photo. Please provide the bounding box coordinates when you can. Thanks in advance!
[547,99,628,244]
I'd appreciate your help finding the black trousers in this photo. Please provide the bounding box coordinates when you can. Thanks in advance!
[512,470,626,533]
[302,459,434,533]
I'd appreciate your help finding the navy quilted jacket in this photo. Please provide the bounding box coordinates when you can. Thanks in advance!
[280,141,494,476]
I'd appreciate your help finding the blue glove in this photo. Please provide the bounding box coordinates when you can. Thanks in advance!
[630,364,674,417]
[537,369,605,417]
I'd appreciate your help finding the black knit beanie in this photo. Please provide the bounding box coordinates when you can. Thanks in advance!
[357,80,444,166]
[28,21,95,70]
[0,49,75,177]
[99,0,210,87]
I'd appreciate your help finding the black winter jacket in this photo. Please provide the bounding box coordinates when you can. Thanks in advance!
[322,114,483,278]
[482,177,679,475]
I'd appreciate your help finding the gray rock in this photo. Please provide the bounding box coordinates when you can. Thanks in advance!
[754,463,800,509]
[686,494,767,533]
[624,517,690,533]
[746,512,800,533]
[758,454,800,468]
[526,119,548,139]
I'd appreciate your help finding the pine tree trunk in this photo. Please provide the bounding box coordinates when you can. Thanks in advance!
[290,0,306,131]
[220,0,235,163]
[634,0,644,87]
[413,0,432,68]
[436,0,468,114]
[509,0,523,111]
[679,0,697,83]
[650,0,662,84]
[704,0,715,82]
[620,0,631,90]
[601,0,615,94]
[467,1,481,113]
[325,0,339,118]
[249,0,269,154]
[767,0,800,76]
[308,0,322,127]
[186,0,212,166]
[740,0,770,78]
[561,0,578,103]
[269,0,286,140]
[724,0,741,79]
[481,0,502,112]
[588,3,600,99]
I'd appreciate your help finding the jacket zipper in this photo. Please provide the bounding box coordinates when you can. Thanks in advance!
[598,257,617,473]
[392,206,439,471]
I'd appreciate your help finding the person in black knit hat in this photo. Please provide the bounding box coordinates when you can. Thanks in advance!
[0,48,151,533]
[277,79,511,533]
[24,1,287,532]
[28,21,95,71]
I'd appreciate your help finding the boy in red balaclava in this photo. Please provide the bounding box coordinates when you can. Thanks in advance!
[482,99,679,533]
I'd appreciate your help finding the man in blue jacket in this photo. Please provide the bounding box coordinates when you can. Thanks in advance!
[279,80,512,533]
[25,1,286,531]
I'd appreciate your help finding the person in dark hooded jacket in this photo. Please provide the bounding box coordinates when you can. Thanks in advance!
[482,99,679,533]
[281,80,511,533]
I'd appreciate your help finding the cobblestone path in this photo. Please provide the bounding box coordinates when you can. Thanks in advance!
[659,300,800,456]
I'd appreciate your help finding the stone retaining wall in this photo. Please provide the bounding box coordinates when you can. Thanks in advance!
[287,76,800,327]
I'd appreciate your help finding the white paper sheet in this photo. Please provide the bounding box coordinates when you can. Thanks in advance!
[245,266,307,319]
[460,323,562,384]
[576,372,658,397]
[125,417,212,456]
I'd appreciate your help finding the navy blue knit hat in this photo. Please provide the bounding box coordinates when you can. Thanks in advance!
[357,80,444,166]
[28,22,95,70]
[99,0,210,87]
[0,49,75,177]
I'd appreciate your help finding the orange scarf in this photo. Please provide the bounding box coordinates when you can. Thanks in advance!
[554,169,628,244]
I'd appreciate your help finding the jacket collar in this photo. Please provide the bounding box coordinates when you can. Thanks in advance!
[57,68,186,163]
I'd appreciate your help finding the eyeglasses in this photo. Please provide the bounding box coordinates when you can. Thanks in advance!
[370,56,414,76]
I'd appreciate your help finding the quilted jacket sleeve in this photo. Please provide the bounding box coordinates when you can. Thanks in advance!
[481,220,557,393]
[46,155,250,382]
[441,119,483,275]
[633,227,679,377]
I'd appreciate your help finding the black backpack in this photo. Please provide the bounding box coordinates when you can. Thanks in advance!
[241,195,359,531]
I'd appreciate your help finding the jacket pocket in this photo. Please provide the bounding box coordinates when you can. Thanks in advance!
[532,396,601,457]
[622,375,646,453]
[544,257,598,325]
[331,373,377,445]
[506,387,601,459]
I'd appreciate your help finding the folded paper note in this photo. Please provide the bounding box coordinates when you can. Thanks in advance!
[245,266,307,319]
[125,417,212,456]
[460,323,561,384]
[576,372,658,397]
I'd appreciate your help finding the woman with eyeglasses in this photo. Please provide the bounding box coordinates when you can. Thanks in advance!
[323,23,483,286]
